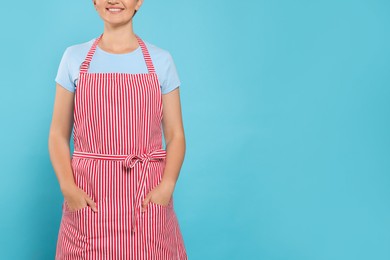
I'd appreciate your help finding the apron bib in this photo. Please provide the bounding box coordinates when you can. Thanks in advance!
[55,33,188,260]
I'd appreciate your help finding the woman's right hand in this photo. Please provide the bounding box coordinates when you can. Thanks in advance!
[62,184,98,212]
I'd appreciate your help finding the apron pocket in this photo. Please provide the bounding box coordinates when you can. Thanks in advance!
[149,201,169,208]
[65,205,90,214]
[148,196,173,209]
[60,201,92,245]
[64,201,91,215]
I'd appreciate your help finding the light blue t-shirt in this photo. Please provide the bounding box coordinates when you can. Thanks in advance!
[55,38,181,94]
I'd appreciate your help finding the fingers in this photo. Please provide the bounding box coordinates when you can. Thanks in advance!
[85,195,98,212]
[141,194,150,212]
[79,188,97,213]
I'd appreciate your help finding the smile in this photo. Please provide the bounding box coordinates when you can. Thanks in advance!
[106,8,124,14]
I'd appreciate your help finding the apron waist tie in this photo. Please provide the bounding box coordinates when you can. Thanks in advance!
[72,149,167,233]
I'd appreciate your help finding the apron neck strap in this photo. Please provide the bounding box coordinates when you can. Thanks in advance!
[79,33,156,74]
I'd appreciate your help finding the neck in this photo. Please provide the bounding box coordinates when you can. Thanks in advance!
[99,23,139,54]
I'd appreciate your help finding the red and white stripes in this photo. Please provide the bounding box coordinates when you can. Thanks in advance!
[55,33,188,259]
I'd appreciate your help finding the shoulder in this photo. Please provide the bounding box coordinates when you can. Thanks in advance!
[141,39,181,94]
[142,40,175,66]
[63,38,95,63]
[55,38,95,91]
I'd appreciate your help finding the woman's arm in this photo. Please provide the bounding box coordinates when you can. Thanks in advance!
[142,87,186,209]
[48,84,75,192]
[48,84,97,212]
[161,87,186,190]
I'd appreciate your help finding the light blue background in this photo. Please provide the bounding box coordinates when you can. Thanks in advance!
[0,0,389,259]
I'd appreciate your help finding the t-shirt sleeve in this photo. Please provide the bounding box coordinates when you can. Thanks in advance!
[161,52,181,95]
[55,47,75,93]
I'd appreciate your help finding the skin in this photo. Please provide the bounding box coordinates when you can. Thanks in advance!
[48,0,186,213]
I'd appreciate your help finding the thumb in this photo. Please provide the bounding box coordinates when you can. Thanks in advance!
[141,194,151,212]
[85,196,98,212]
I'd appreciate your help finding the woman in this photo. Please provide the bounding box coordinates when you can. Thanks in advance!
[48,0,188,258]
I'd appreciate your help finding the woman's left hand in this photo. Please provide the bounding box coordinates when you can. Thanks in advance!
[141,180,175,211]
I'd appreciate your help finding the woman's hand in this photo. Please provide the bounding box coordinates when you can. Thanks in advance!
[62,183,98,213]
[141,180,175,212]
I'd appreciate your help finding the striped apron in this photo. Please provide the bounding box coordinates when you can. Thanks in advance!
[55,33,188,260]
